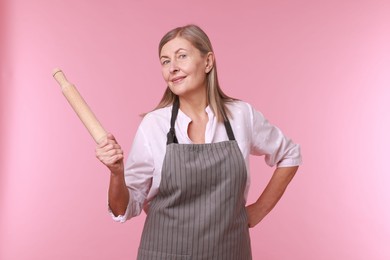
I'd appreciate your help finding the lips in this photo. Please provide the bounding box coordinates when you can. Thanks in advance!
[171,76,186,84]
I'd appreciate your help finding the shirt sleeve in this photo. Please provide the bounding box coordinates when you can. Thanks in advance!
[249,105,302,168]
[108,124,155,223]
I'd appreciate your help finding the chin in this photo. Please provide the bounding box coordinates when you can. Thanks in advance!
[169,85,188,96]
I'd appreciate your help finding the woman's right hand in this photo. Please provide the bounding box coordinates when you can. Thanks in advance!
[95,133,124,175]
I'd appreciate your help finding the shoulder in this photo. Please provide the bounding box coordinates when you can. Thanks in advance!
[226,100,269,137]
[135,106,172,141]
[226,100,252,112]
[140,106,172,128]
[226,100,265,121]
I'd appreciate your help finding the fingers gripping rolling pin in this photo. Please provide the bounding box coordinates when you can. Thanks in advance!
[52,69,107,143]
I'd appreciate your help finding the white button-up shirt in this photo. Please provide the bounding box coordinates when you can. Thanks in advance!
[110,100,301,222]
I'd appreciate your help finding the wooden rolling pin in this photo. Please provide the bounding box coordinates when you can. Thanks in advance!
[52,68,107,143]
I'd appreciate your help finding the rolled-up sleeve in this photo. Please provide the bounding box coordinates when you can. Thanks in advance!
[249,105,302,168]
[108,124,154,223]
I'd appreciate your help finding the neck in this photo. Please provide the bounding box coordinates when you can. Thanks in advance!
[178,88,208,119]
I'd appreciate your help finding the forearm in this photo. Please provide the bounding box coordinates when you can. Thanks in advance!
[96,133,129,216]
[247,166,298,227]
[108,171,130,217]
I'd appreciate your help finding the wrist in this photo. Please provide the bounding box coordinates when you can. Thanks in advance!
[110,168,124,178]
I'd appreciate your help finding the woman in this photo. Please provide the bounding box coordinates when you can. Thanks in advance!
[96,24,301,260]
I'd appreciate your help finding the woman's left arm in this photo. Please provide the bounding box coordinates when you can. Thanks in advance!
[246,166,298,228]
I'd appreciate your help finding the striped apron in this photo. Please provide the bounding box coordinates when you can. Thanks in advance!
[137,99,252,260]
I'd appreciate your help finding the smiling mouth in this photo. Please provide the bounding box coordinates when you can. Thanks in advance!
[171,76,186,84]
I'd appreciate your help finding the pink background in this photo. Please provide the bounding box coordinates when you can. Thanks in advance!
[1,0,390,259]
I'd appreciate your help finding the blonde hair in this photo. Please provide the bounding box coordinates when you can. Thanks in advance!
[153,24,236,121]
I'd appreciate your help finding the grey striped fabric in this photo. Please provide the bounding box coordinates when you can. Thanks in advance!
[137,141,252,260]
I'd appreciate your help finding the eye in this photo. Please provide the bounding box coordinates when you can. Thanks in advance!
[178,54,187,59]
[161,59,170,65]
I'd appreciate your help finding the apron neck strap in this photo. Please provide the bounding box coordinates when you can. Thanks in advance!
[224,119,236,141]
[167,98,179,145]
[167,98,236,144]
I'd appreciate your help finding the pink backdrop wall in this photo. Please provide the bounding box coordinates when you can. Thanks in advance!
[1,0,390,259]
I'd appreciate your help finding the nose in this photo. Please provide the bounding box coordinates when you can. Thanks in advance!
[169,60,179,74]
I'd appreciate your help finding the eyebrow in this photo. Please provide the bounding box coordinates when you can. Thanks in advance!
[160,48,187,59]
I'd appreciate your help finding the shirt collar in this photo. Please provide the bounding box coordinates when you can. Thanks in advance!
[176,105,215,142]
[177,105,214,121]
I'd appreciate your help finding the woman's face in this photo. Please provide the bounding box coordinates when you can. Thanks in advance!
[160,37,212,98]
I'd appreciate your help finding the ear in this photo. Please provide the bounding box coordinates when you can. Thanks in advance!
[205,52,215,73]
